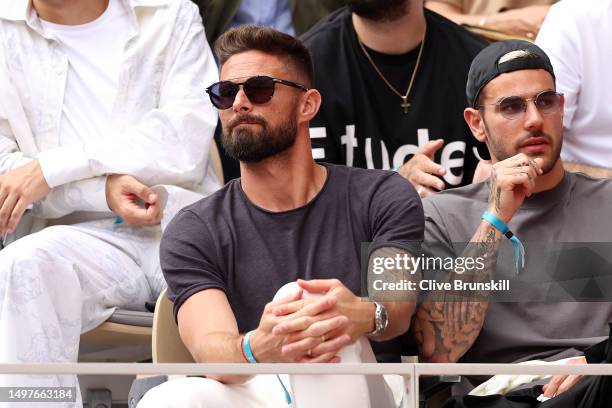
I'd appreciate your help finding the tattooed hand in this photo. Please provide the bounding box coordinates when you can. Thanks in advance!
[488,154,543,223]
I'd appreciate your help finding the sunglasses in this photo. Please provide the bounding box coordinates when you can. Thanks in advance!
[478,90,563,120]
[206,75,309,110]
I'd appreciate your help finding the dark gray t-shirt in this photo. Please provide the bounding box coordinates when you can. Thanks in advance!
[423,171,612,364]
[161,164,424,362]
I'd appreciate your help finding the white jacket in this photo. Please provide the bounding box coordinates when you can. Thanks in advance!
[0,0,220,227]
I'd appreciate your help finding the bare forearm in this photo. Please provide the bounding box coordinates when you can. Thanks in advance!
[414,221,502,362]
[563,162,612,179]
[193,332,252,384]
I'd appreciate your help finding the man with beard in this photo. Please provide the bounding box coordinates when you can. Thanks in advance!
[138,25,424,407]
[301,0,487,198]
[412,40,612,400]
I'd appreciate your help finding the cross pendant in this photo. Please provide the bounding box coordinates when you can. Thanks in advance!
[400,96,411,113]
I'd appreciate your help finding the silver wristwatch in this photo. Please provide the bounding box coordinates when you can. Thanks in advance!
[367,301,388,337]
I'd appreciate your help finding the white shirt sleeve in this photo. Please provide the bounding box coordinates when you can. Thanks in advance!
[0,47,31,172]
[0,136,108,218]
[37,3,219,190]
[31,177,110,218]
[0,132,32,173]
[0,78,109,218]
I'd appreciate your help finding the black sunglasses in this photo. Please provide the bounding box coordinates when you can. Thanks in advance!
[478,90,563,120]
[206,75,309,110]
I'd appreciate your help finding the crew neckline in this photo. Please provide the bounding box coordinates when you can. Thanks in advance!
[238,164,332,215]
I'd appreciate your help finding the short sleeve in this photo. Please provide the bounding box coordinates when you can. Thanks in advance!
[369,173,424,253]
[160,208,225,321]
[423,199,453,247]
[421,198,460,281]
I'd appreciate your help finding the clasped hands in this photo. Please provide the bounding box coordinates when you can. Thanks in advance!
[249,279,375,364]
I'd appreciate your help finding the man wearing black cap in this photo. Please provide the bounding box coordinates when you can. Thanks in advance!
[412,40,612,399]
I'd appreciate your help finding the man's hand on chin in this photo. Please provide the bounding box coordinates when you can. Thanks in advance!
[0,160,51,235]
[105,174,161,227]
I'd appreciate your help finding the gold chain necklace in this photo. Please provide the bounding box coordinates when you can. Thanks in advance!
[358,26,426,113]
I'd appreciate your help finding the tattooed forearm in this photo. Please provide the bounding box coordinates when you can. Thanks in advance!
[495,187,501,213]
[488,170,496,205]
[488,169,502,213]
[415,222,502,363]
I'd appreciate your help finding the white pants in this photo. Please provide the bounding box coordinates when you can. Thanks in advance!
[138,282,404,408]
[0,218,164,408]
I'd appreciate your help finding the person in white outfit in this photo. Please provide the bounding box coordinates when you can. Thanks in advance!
[536,0,612,178]
[0,0,219,406]
[138,25,424,408]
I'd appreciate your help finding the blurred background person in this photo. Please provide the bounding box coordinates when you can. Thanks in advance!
[194,0,345,45]
[302,0,488,198]
[536,0,612,179]
[426,0,557,39]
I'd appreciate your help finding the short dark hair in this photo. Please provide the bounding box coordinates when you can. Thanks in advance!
[214,25,314,87]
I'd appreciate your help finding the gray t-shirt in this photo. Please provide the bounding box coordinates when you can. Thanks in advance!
[423,171,612,364]
[161,164,424,362]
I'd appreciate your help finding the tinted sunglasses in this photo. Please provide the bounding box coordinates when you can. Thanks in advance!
[206,75,309,110]
[478,90,563,120]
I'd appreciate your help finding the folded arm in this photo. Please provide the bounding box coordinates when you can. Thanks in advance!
[0,3,218,223]
[36,6,218,190]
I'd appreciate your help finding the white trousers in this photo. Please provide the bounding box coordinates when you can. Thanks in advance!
[0,218,164,408]
[138,282,405,408]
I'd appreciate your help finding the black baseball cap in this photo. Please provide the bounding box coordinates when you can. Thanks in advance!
[466,40,555,108]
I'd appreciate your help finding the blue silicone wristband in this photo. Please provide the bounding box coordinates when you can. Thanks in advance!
[482,211,510,236]
[482,211,525,273]
[243,330,257,364]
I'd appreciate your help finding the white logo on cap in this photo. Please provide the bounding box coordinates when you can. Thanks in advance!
[497,49,535,64]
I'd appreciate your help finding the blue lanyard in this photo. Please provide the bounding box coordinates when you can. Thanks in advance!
[244,331,293,405]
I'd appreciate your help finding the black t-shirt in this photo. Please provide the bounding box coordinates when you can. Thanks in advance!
[301,8,488,189]
[161,164,424,362]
